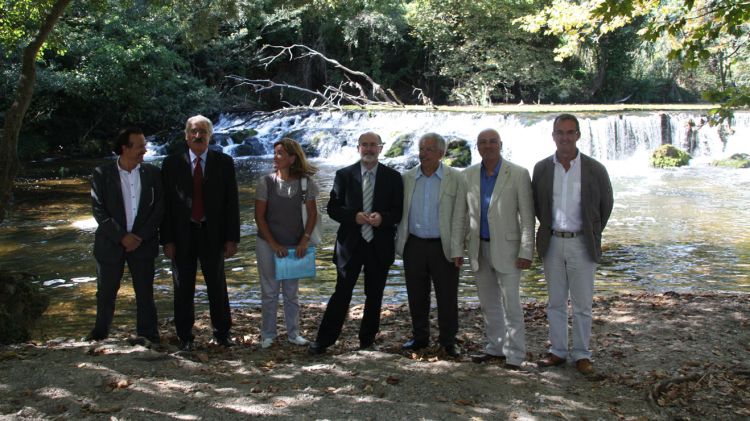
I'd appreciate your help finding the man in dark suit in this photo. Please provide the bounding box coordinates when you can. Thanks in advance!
[532,114,614,375]
[161,115,240,350]
[89,127,163,343]
[309,132,404,354]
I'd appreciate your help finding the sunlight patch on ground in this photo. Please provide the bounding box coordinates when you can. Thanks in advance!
[71,217,97,230]
[36,387,74,399]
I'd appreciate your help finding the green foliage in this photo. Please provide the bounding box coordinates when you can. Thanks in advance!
[0,0,57,53]
[385,133,412,157]
[408,0,572,105]
[443,138,471,168]
[522,0,750,119]
[3,0,749,159]
[650,144,691,168]
[711,153,750,168]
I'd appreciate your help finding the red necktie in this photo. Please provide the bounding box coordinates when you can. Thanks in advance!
[191,157,204,221]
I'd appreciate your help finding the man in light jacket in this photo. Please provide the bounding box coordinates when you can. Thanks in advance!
[464,129,535,369]
[396,133,467,357]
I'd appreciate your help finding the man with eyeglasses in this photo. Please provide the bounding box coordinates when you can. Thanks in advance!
[532,114,613,375]
[309,132,403,355]
[395,133,466,358]
[161,115,240,351]
[464,128,535,370]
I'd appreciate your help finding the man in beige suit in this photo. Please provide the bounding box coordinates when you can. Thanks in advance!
[464,129,534,369]
[396,133,467,357]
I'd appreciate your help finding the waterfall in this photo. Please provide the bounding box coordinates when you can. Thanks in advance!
[162,110,750,170]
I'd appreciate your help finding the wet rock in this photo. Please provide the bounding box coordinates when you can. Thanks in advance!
[712,153,750,168]
[650,145,691,168]
[0,271,49,344]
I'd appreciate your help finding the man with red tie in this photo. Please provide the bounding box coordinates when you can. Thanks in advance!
[161,115,240,351]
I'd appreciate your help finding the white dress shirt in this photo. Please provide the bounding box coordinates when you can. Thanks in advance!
[551,152,582,232]
[117,159,141,232]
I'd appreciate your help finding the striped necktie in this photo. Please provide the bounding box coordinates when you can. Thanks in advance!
[361,170,374,242]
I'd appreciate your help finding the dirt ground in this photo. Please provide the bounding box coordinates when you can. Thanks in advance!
[0,292,748,420]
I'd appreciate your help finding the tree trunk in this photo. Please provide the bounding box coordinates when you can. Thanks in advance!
[0,0,72,223]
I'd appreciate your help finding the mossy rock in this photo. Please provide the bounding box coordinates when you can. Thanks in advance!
[229,128,258,143]
[385,134,413,158]
[444,138,471,168]
[712,153,750,169]
[0,271,49,344]
[650,145,691,168]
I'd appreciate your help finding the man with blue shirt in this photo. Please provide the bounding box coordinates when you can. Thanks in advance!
[463,129,535,369]
[396,133,467,357]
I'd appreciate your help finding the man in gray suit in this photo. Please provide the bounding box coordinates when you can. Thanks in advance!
[396,133,467,357]
[89,127,163,343]
[464,129,535,369]
[532,114,614,375]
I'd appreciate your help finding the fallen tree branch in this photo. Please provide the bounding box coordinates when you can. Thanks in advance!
[226,76,341,110]
[259,44,403,106]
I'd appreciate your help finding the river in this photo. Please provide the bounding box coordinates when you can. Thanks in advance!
[2,109,749,339]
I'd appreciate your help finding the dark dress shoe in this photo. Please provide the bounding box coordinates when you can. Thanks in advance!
[179,339,195,351]
[359,342,380,351]
[85,330,107,341]
[442,343,461,358]
[308,342,327,355]
[470,353,506,363]
[401,339,428,351]
[214,336,235,348]
[504,363,522,371]
[537,353,566,367]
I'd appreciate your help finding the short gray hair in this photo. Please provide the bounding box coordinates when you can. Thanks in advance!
[419,132,446,156]
[185,115,213,136]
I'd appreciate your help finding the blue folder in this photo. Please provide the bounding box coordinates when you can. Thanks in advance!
[274,246,316,281]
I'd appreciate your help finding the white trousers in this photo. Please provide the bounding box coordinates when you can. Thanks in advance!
[542,235,597,361]
[255,237,301,341]
[474,242,526,365]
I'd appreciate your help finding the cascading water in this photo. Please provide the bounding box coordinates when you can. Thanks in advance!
[198,110,750,171]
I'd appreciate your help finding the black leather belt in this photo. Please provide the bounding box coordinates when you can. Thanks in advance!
[190,220,206,229]
[551,230,580,238]
[409,234,441,243]
[480,238,490,242]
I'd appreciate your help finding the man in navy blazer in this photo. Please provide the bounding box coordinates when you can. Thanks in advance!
[532,114,614,375]
[89,127,163,343]
[161,115,240,350]
[309,132,404,354]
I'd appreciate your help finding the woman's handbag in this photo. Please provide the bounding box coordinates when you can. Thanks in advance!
[300,177,323,245]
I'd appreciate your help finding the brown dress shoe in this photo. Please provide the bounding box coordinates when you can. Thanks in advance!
[575,358,593,375]
[536,353,566,367]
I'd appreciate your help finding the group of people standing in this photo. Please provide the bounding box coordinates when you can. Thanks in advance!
[88,112,613,375]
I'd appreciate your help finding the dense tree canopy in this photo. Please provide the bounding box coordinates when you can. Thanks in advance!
[1,0,748,160]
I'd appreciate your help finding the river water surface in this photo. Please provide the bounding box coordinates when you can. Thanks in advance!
[2,153,749,339]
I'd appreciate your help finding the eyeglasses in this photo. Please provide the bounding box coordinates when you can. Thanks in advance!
[359,143,383,149]
[419,147,440,153]
[188,128,209,135]
[553,130,579,137]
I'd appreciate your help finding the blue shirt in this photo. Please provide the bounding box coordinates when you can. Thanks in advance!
[408,163,443,239]
[480,160,502,239]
